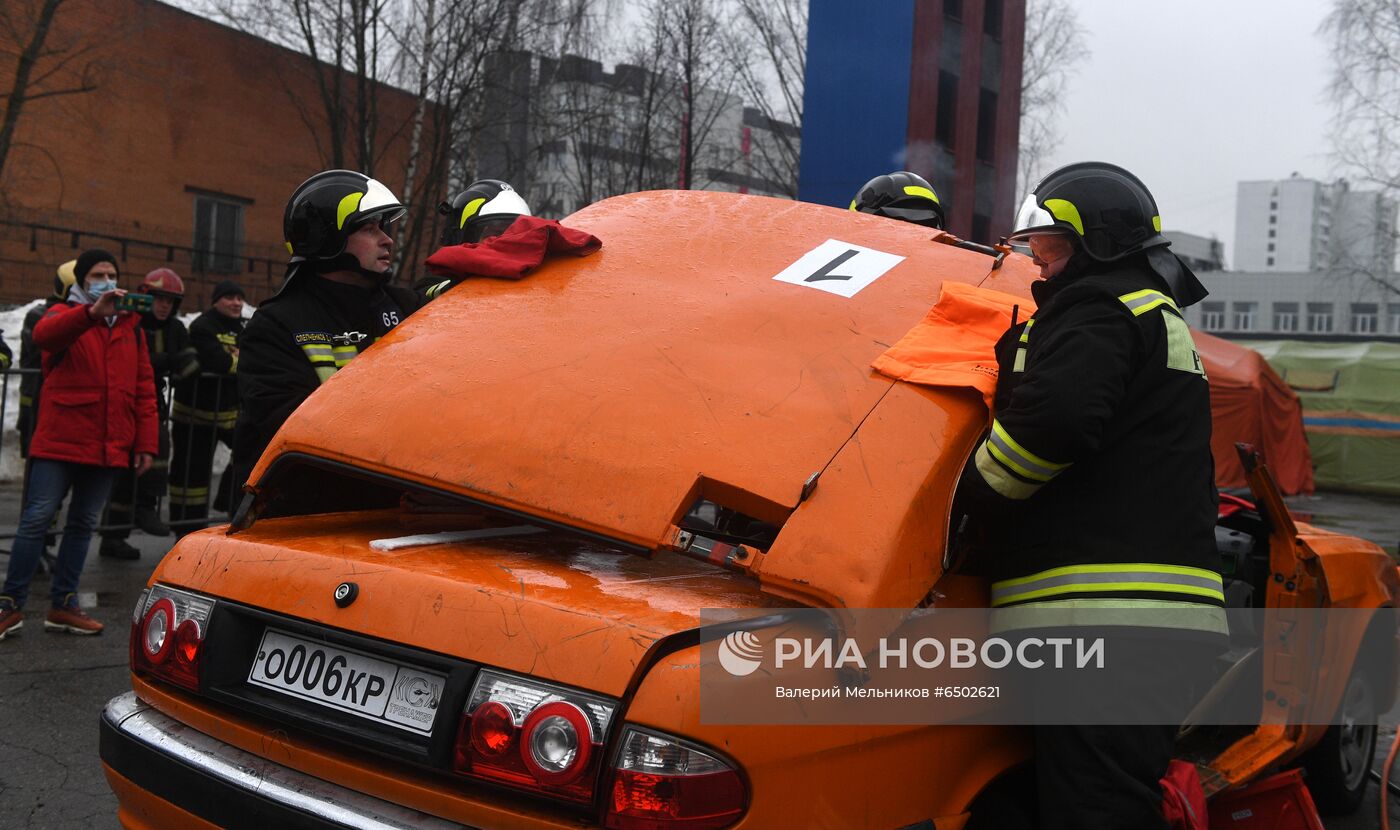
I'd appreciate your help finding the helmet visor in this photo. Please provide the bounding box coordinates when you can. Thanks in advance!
[1006,193,1073,253]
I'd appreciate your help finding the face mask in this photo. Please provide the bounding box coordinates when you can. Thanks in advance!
[87,279,117,298]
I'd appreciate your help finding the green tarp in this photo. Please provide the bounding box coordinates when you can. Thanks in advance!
[1248,341,1400,496]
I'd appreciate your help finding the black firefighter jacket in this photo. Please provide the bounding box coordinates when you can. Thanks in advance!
[959,252,1226,638]
[230,275,423,482]
[174,309,244,430]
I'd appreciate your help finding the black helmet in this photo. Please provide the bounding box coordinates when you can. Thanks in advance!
[1008,162,1167,262]
[438,179,532,245]
[850,171,945,229]
[283,169,406,266]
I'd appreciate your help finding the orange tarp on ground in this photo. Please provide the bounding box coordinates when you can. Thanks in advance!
[1195,331,1314,495]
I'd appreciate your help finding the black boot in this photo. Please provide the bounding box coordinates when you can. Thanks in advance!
[135,506,171,537]
[99,539,142,560]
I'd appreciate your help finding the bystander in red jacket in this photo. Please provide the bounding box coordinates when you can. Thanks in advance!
[31,301,159,465]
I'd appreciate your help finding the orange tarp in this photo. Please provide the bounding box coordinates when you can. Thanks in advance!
[1195,332,1315,495]
[871,280,1025,411]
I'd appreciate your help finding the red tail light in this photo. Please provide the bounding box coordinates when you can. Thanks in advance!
[604,727,747,830]
[130,585,215,693]
[454,669,617,805]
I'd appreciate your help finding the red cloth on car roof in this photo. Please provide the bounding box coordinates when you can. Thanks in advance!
[424,215,601,281]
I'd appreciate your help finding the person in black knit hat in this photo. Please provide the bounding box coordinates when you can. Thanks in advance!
[169,280,245,534]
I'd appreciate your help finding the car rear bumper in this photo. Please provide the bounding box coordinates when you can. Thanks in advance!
[100,691,468,830]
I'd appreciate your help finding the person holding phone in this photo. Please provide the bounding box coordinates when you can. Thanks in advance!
[0,249,158,640]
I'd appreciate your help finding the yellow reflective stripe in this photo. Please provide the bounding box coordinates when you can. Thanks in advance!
[990,599,1229,636]
[331,346,358,367]
[975,442,1042,500]
[458,197,487,229]
[1012,348,1026,373]
[312,365,337,384]
[229,353,239,374]
[994,562,1224,591]
[171,401,237,426]
[1018,318,1034,344]
[1118,288,1179,317]
[847,199,858,211]
[994,582,1225,607]
[19,395,32,406]
[301,345,333,359]
[337,191,365,230]
[425,280,451,299]
[1152,215,1162,232]
[989,420,1070,481]
[1043,198,1084,235]
[902,185,939,204]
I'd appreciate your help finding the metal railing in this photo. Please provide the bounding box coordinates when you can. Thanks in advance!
[0,367,241,546]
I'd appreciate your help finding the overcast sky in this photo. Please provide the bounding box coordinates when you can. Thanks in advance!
[1041,1,1336,267]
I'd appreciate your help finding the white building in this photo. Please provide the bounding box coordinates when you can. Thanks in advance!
[1163,231,1224,272]
[1234,175,1397,274]
[1181,269,1400,340]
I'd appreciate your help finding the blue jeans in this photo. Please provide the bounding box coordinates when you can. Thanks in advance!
[3,459,118,608]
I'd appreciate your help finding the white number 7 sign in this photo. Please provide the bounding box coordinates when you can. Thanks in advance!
[771,239,906,298]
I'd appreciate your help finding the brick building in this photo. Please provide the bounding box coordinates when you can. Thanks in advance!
[0,0,426,305]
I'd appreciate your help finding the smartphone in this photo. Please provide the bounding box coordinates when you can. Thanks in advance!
[116,292,155,313]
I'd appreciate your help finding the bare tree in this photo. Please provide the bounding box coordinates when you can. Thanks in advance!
[0,0,102,188]
[727,0,805,196]
[643,0,740,190]
[1321,0,1400,295]
[1018,0,1088,194]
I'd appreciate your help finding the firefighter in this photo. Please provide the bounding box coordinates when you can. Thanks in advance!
[849,171,945,229]
[169,280,245,534]
[99,268,199,558]
[229,169,423,500]
[957,162,1224,830]
[17,260,77,558]
[421,178,533,300]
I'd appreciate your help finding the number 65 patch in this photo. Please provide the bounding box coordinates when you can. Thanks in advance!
[771,239,906,298]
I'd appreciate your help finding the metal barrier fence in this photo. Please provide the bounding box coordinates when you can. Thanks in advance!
[0,366,240,546]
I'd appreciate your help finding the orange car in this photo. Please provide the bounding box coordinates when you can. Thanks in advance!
[100,192,1398,828]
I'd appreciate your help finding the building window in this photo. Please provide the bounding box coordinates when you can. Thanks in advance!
[1387,304,1400,333]
[1232,302,1257,331]
[1270,200,1278,210]
[1268,229,1276,238]
[1267,242,1275,252]
[1201,302,1225,331]
[975,89,997,163]
[1267,257,1275,267]
[193,194,244,273]
[944,0,962,20]
[1269,215,1276,224]
[935,71,958,146]
[1307,302,1334,333]
[1273,302,1298,332]
[1350,303,1378,334]
[984,0,1003,38]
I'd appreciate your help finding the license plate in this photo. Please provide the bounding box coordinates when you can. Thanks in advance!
[247,629,445,735]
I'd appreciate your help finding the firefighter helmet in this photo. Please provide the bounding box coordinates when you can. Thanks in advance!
[1008,162,1168,262]
[54,260,77,300]
[437,179,531,245]
[850,171,945,229]
[283,169,406,265]
[141,268,186,299]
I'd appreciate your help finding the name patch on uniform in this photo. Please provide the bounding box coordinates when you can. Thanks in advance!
[294,331,333,345]
[771,239,905,298]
